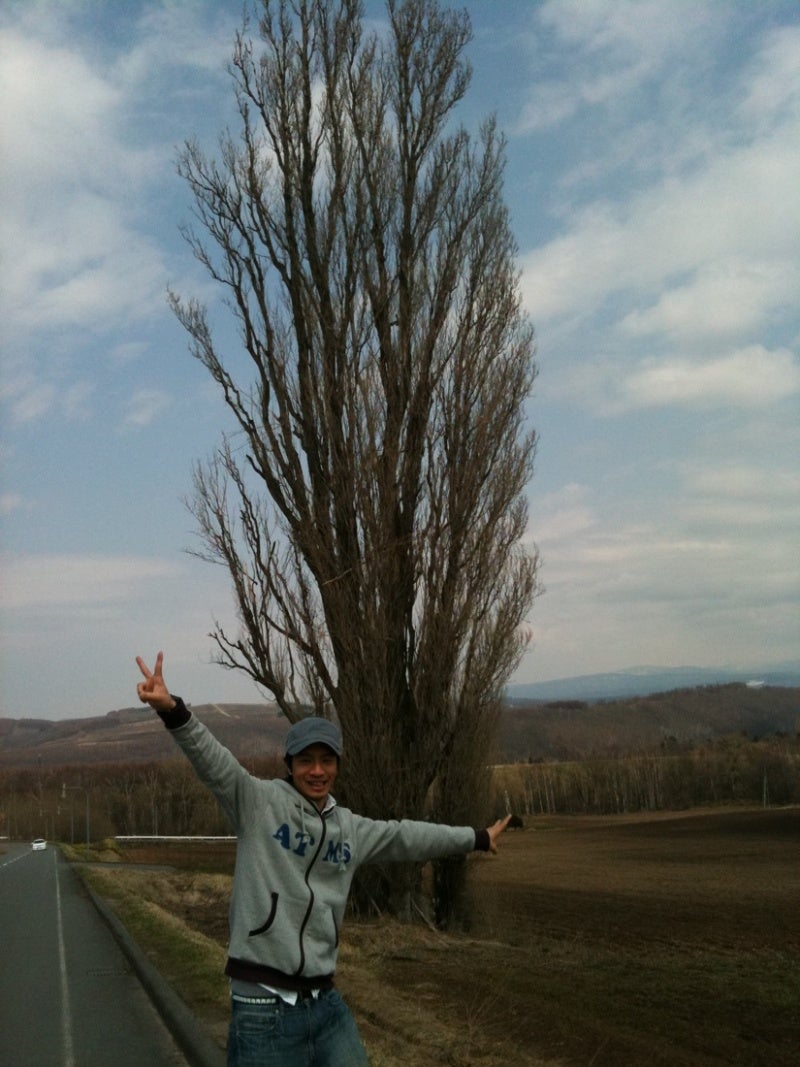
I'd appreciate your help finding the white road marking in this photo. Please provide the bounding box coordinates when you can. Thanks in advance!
[54,852,76,1067]
[0,852,30,870]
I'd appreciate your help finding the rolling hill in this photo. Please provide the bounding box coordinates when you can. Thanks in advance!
[1,682,797,768]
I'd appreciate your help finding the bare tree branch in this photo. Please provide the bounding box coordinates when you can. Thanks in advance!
[172,0,539,920]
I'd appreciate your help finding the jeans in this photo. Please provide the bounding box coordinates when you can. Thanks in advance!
[227,989,369,1066]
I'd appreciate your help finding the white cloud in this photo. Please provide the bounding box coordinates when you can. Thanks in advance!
[123,388,173,428]
[737,24,800,125]
[0,2,246,456]
[531,482,596,544]
[612,346,800,413]
[619,259,800,343]
[518,0,719,132]
[0,32,121,176]
[0,493,27,516]
[684,464,800,504]
[679,461,800,532]
[0,364,97,425]
[527,491,799,678]
[536,0,711,55]
[511,9,800,675]
[1,376,56,425]
[62,381,96,421]
[546,345,800,417]
[0,554,180,611]
[109,341,150,365]
[519,12,800,365]
[0,28,169,344]
[116,2,234,90]
[521,121,800,326]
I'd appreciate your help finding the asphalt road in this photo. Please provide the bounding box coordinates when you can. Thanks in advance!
[0,842,190,1067]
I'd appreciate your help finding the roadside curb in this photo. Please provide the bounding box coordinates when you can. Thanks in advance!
[85,880,226,1067]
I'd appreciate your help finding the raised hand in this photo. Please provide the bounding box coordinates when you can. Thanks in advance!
[135,651,176,713]
[486,814,512,853]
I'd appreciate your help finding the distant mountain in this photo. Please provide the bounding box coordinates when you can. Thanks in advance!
[498,684,800,762]
[507,664,800,703]
[2,677,798,769]
[0,703,290,768]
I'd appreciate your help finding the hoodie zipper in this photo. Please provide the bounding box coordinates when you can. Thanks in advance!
[294,803,327,975]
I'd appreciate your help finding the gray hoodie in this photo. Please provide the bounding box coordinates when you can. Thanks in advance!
[163,703,487,986]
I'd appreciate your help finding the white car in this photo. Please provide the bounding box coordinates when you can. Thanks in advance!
[31,838,47,851]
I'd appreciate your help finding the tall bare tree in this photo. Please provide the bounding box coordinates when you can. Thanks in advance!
[170,0,538,920]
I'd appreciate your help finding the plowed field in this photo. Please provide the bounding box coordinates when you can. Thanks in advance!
[105,806,800,1065]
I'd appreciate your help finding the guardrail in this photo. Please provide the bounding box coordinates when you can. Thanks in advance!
[114,836,236,842]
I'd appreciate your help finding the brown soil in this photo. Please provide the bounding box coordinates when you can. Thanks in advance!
[114,806,800,1065]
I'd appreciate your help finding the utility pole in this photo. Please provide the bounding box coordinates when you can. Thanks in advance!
[62,783,90,860]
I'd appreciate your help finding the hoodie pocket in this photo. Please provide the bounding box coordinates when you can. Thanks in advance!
[248,891,279,937]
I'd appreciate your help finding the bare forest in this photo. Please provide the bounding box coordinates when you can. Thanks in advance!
[3,717,797,845]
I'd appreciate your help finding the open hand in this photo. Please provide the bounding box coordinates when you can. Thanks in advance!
[486,814,512,853]
[135,651,175,713]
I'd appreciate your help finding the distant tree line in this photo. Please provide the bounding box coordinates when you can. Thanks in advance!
[2,736,797,845]
[0,755,283,844]
[495,735,800,816]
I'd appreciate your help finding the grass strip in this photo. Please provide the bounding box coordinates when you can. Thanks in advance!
[81,866,230,1042]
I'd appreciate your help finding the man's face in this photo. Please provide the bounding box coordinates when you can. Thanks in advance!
[290,743,339,808]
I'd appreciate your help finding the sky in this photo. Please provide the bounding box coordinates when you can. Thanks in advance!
[1,0,798,722]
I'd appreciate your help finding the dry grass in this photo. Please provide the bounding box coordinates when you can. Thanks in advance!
[82,866,231,1047]
[82,806,800,1066]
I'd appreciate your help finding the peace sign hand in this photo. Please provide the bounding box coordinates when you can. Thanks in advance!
[135,651,176,713]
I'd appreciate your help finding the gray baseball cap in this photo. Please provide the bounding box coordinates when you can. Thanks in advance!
[284,717,342,757]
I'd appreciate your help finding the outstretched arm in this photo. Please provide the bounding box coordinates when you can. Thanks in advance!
[353,812,514,865]
[136,651,176,713]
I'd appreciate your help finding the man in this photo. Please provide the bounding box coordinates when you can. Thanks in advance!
[136,651,510,1067]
